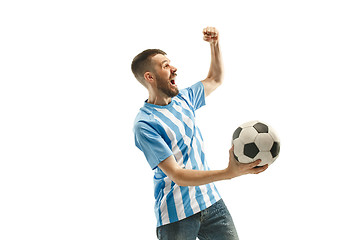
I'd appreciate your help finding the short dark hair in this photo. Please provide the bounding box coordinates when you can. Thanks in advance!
[131,49,167,86]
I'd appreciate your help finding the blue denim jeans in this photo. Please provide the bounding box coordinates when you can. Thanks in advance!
[156,199,239,240]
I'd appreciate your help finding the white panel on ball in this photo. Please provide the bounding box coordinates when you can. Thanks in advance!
[240,120,259,128]
[233,138,244,158]
[255,133,274,151]
[269,127,280,142]
[238,127,258,144]
[237,154,254,164]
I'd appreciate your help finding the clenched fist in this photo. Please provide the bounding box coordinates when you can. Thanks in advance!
[203,26,219,45]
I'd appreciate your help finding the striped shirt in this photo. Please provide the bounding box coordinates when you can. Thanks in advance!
[133,81,221,227]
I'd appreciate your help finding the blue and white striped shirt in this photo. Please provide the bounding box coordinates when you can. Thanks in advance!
[134,81,221,227]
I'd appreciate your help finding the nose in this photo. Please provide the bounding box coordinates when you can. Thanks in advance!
[171,65,177,74]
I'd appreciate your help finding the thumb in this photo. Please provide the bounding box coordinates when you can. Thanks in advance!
[229,145,234,153]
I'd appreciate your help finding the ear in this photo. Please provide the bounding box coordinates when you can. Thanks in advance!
[144,72,155,84]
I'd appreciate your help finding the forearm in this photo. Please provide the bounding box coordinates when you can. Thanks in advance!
[173,168,230,187]
[158,148,268,187]
[206,42,224,83]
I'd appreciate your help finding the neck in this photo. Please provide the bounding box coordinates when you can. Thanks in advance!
[147,92,172,106]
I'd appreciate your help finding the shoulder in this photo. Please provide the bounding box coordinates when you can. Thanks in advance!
[179,81,204,99]
[176,81,205,111]
[133,106,161,134]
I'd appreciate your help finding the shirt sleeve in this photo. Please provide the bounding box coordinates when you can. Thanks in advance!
[180,81,206,111]
[134,121,173,170]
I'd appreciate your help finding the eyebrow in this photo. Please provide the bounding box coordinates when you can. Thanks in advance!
[161,60,170,65]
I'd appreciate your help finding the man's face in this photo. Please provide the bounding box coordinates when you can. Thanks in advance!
[151,54,179,98]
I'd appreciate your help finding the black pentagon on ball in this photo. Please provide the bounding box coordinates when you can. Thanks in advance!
[243,143,260,158]
[253,122,268,133]
[232,127,242,140]
[270,142,280,158]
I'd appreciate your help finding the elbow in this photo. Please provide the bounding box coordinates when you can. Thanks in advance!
[170,169,189,187]
[217,76,224,86]
[172,176,187,187]
[217,71,224,84]
[213,72,224,86]
[174,180,187,187]
[176,181,193,187]
[208,75,224,86]
[214,76,224,89]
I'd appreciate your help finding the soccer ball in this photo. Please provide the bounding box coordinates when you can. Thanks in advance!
[232,120,280,166]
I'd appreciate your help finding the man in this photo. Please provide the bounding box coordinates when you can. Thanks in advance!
[132,27,268,240]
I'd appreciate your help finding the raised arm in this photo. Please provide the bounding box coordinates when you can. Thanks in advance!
[201,26,224,97]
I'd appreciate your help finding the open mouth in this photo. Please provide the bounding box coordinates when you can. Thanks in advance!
[169,73,177,87]
[170,78,177,87]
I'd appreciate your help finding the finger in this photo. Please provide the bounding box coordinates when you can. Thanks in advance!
[204,32,210,37]
[206,26,215,36]
[251,164,268,174]
[203,27,207,35]
[247,159,262,168]
[206,27,213,37]
[203,36,215,42]
[229,145,236,158]
[207,27,217,37]
[210,27,216,36]
[203,36,211,42]
[203,27,210,35]
[229,145,234,152]
[213,28,218,37]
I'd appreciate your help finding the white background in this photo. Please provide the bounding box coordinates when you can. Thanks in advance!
[1,0,359,239]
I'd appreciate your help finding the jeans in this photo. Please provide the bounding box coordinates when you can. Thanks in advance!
[156,199,239,240]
